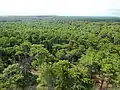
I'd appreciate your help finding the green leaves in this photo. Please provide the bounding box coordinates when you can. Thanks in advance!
[0,63,23,89]
[0,19,120,90]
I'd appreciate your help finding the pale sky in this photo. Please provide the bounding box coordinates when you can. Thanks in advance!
[0,0,120,16]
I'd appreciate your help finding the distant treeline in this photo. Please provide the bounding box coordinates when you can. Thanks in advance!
[0,16,120,22]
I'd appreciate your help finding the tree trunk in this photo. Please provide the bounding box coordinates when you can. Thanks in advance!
[99,78,104,90]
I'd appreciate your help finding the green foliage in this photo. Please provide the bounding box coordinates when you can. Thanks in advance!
[0,63,23,89]
[0,19,120,90]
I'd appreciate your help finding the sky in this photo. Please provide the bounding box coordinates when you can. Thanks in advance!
[0,0,120,16]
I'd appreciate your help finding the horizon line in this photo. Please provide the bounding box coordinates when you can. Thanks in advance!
[0,15,120,17]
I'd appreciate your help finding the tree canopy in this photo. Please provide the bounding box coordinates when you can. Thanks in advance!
[0,19,120,90]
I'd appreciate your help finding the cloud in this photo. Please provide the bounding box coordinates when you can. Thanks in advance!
[108,9,120,16]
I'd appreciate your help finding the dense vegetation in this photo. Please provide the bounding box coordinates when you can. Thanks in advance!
[0,18,120,90]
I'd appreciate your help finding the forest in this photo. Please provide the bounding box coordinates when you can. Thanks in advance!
[0,17,120,90]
